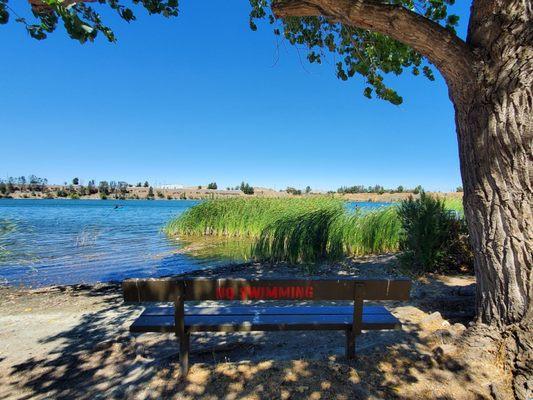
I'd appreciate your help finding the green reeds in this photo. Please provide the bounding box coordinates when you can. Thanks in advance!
[165,198,402,264]
[334,206,402,257]
[443,196,464,214]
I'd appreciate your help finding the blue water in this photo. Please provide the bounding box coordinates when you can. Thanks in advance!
[0,199,392,287]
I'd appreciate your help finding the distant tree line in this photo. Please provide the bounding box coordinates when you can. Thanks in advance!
[0,175,48,195]
[337,184,424,195]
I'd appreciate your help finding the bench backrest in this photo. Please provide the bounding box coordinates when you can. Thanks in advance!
[123,277,411,338]
[123,277,411,303]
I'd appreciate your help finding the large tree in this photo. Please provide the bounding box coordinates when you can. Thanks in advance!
[2,0,531,397]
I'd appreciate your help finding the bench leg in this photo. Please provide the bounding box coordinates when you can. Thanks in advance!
[346,329,356,359]
[179,331,190,376]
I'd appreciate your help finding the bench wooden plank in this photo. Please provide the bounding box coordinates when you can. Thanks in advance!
[141,305,392,316]
[123,278,411,302]
[130,308,401,333]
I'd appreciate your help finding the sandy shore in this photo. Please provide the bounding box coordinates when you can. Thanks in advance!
[0,256,511,399]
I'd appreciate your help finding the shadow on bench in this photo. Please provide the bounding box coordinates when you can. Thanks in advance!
[123,277,411,376]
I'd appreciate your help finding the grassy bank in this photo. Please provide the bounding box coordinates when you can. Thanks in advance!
[164,197,402,263]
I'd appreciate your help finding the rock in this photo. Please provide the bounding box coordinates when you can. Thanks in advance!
[428,329,455,344]
[420,312,445,330]
[451,323,467,334]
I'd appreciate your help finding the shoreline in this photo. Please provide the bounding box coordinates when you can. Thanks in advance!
[0,191,462,203]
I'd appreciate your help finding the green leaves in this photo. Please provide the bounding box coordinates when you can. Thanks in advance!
[3,0,179,43]
[250,0,460,105]
[0,1,9,25]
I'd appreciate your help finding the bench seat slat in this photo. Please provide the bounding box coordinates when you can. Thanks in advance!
[142,305,392,317]
[129,306,400,333]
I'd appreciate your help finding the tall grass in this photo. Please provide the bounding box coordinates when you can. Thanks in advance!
[443,196,464,214]
[164,197,344,238]
[165,198,401,263]
[333,206,402,256]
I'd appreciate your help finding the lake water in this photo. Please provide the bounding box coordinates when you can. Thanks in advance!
[0,199,391,287]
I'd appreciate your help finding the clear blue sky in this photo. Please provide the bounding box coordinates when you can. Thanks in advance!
[0,2,471,191]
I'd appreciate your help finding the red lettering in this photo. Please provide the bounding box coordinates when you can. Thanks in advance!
[216,287,235,300]
[250,287,263,299]
[226,287,235,300]
[278,287,290,298]
[306,286,314,299]
[265,287,278,299]
[295,287,304,298]
[240,286,251,300]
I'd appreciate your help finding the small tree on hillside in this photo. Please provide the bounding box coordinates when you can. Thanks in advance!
[240,182,254,195]
[72,177,79,185]
[207,182,218,190]
[147,186,155,199]
[98,181,110,195]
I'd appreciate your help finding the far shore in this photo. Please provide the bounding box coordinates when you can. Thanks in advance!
[1,187,463,202]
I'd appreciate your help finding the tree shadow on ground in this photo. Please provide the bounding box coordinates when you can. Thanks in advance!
[2,273,500,400]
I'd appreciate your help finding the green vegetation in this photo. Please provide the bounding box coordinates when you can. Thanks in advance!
[286,187,302,195]
[166,195,471,268]
[240,182,254,195]
[398,192,472,273]
[443,197,464,213]
[147,186,155,199]
[207,182,218,190]
[165,197,401,264]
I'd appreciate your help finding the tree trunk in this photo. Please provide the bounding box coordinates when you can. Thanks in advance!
[453,2,532,397]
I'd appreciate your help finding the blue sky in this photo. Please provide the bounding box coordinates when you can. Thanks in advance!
[0,2,471,191]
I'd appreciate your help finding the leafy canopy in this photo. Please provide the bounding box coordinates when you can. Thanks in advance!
[1,0,459,104]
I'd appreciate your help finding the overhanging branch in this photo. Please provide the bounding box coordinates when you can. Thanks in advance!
[272,0,476,96]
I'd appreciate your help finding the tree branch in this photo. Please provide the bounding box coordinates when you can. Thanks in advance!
[272,0,477,98]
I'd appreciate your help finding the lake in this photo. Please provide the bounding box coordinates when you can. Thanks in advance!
[0,199,392,287]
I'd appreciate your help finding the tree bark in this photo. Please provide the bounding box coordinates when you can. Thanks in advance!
[456,2,532,397]
[274,0,532,397]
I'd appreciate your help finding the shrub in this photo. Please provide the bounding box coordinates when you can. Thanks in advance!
[99,192,108,200]
[147,187,155,199]
[207,182,217,190]
[398,192,473,273]
[69,193,80,199]
[240,182,254,195]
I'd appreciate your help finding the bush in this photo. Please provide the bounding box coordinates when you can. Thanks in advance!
[398,192,473,273]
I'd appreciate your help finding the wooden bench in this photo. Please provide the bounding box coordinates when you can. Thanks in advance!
[123,277,411,375]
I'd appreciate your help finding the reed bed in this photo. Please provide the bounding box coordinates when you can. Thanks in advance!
[165,198,401,263]
[442,196,464,214]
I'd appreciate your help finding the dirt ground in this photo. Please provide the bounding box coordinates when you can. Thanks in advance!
[0,256,513,399]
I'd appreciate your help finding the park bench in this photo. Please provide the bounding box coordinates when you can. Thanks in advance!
[122,277,411,375]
